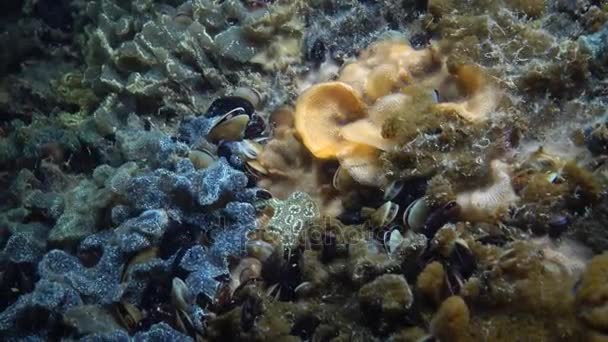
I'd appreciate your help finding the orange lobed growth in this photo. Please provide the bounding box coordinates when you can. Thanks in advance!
[294,40,499,188]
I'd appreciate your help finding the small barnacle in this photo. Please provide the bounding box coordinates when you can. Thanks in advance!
[403,197,432,232]
[368,201,400,228]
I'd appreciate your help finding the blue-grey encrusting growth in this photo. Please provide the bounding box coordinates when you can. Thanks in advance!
[180,245,227,301]
[0,280,82,334]
[0,109,261,338]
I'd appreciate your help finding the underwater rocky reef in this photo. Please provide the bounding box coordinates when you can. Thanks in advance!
[1,0,608,341]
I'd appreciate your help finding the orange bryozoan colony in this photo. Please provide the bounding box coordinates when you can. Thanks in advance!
[294,40,499,188]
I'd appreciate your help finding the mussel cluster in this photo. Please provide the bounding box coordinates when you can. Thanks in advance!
[178,88,270,184]
[352,176,479,291]
[103,90,282,340]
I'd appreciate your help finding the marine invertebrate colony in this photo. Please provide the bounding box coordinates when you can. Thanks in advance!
[293,39,501,191]
[456,160,519,222]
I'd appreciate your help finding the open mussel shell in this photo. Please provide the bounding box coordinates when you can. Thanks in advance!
[255,188,272,200]
[332,166,356,191]
[171,277,194,312]
[244,113,267,139]
[205,96,267,143]
[246,239,275,262]
[548,214,569,238]
[403,197,431,233]
[383,177,428,203]
[370,201,400,228]
[205,96,254,118]
[232,87,263,108]
[236,258,263,284]
[121,247,159,283]
[188,149,217,169]
[449,238,476,278]
[207,111,251,143]
[246,160,268,177]
[383,180,404,201]
[171,277,205,339]
[236,139,264,160]
[384,227,404,254]
[115,302,143,332]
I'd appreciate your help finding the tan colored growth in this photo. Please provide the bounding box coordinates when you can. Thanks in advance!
[293,40,499,187]
[435,65,498,123]
[456,160,519,222]
[295,82,367,159]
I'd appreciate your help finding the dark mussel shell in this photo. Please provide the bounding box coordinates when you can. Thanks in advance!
[207,112,251,143]
[206,96,267,142]
[583,124,608,155]
[422,201,460,239]
[383,177,428,204]
[476,234,509,246]
[306,38,326,66]
[255,188,272,200]
[548,214,570,238]
[449,240,476,279]
[216,140,235,160]
[244,113,266,139]
[445,240,476,294]
[409,32,432,50]
[240,295,263,332]
[205,96,255,118]
[321,231,340,263]
[337,210,365,225]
